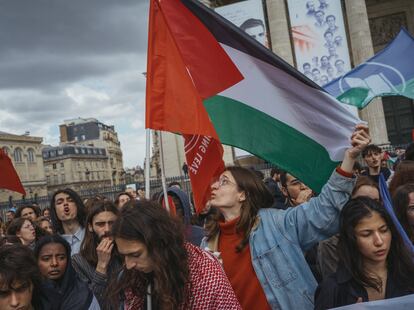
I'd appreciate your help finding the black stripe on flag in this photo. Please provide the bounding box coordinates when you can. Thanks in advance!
[181,0,322,91]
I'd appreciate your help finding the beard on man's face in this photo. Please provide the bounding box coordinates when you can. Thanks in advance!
[93,231,112,243]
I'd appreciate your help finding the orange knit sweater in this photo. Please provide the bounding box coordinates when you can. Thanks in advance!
[219,217,271,310]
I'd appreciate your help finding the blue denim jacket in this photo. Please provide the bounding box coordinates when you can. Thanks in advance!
[201,171,355,310]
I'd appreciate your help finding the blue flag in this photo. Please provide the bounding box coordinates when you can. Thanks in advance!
[324,28,414,108]
[378,174,414,254]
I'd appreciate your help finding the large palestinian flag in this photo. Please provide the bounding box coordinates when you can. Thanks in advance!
[146,0,361,194]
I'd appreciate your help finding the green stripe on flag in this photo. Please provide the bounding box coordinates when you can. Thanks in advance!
[337,78,414,108]
[337,87,370,108]
[204,95,338,192]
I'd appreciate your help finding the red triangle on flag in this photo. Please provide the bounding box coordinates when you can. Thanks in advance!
[145,0,241,212]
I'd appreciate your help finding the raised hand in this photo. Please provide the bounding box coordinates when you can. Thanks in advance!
[96,237,114,274]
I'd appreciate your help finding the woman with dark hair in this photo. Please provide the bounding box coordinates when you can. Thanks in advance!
[315,197,414,309]
[317,175,381,280]
[7,217,36,248]
[393,183,414,243]
[114,192,132,210]
[42,207,51,219]
[35,216,54,235]
[109,200,241,309]
[34,234,100,310]
[201,125,370,309]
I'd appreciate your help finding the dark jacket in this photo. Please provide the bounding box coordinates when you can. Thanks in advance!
[263,177,287,209]
[362,167,391,183]
[314,263,414,310]
[72,253,122,309]
[160,187,205,246]
[35,239,95,310]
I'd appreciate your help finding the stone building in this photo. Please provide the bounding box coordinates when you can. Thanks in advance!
[124,166,145,185]
[42,145,111,195]
[59,118,125,185]
[0,131,48,203]
[203,0,414,147]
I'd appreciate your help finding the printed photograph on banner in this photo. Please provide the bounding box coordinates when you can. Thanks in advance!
[287,0,352,86]
[215,0,269,48]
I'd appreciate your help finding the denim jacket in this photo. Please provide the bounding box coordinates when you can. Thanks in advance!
[201,170,355,310]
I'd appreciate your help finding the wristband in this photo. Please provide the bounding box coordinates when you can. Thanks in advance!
[336,166,354,178]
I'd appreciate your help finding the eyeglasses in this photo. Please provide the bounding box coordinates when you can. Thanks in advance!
[216,178,236,188]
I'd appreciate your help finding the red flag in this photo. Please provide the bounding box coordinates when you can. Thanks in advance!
[0,149,26,195]
[145,0,242,212]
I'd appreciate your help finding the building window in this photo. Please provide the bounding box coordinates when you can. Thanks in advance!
[13,148,23,162]
[52,163,57,169]
[54,175,58,184]
[27,149,35,162]
[46,176,51,184]
[60,162,64,168]
[61,174,65,183]
[79,172,83,181]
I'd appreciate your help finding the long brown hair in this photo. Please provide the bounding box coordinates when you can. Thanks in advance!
[206,166,273,252]
[80,200,119,267]
[109,200,189,309]
[351,175,379,198]
[389,160,414,196]
[339,197,414,292]
[392,183,414,243]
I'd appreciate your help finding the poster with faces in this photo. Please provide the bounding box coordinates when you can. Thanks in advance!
[287,0,352,86]
[215,0,269,48]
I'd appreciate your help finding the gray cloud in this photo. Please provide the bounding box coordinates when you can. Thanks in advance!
[0,0,149,167]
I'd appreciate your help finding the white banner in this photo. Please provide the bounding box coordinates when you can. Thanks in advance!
[331,294,414,310]
[287,0,352,86]
[215,0,269,48]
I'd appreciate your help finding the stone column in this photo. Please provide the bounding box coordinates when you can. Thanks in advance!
[344,0,389,145]
[265,0,295,66]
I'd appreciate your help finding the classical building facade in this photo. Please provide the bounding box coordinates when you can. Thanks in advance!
[0,131,48,203]
[59,118,125,185]
[42,145,111,194]
[204,0,414,147]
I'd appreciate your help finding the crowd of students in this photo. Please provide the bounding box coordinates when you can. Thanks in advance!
[1,125,414,310]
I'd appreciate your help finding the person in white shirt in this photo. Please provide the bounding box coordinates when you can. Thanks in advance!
[50,188,87,255]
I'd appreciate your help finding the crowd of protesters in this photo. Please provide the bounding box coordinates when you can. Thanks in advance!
[1,125,414,309]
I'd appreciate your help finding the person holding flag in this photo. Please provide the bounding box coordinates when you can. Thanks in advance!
[201,124,371,309]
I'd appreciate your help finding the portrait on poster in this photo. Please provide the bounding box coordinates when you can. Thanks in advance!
[287,0,352,86]
[215,0,269,48]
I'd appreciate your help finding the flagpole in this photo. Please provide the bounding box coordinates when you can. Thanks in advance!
[145,128,151,200]
[159,131,170,212]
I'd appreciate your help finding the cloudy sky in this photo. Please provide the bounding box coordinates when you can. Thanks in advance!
[0,0,150,168]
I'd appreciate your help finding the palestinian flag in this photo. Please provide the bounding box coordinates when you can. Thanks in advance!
[146,0,361,194]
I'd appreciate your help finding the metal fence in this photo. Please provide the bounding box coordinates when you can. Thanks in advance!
[1,142,410,218]
[0,164,274,220]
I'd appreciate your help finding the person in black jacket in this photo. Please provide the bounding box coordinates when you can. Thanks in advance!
[34,235,100,310]
[315,197,414,309]
[263,167,286,209]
